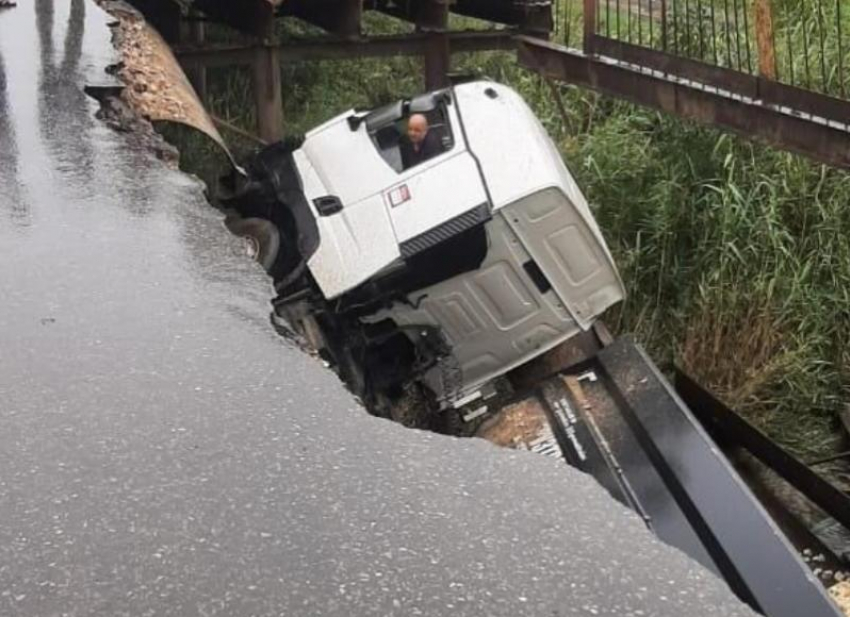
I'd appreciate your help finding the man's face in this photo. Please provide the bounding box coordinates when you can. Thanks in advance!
[407,115,428,145]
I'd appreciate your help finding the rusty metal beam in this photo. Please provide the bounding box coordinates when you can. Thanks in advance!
[366,0,450,30]
[175,30,516,68]
[283,0,362,38]
[144,0,549,36]
[424,31,451,89]
[417,0,449,32]
[182,9,207,102]
[366,0,445,27]
[591,36,850,131]
[252,43,283,142]
[192,0,281,36]
[250,2,284,143]
[583,0,596,51]
[365,0,551,32]
[451,0,553,33]
[126,0,182,42]
[593,37,756,94]
[754,0,777,80]
[517,37,850,170]
[421,0,450,90]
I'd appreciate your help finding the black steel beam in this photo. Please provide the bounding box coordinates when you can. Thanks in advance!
[175,30,516,69]
[675,370,850,533]
[517,36,850,169]
[565,338,842,617]
[739,456,847,578]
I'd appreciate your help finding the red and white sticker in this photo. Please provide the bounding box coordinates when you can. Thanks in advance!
[388,184,411,207]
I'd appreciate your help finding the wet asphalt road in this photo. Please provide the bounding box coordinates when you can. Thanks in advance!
[0,2,760,616]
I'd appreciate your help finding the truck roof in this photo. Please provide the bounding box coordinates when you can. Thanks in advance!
[453,81,617,267]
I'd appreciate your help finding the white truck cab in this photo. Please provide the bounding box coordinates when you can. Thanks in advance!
[226,80,624,411]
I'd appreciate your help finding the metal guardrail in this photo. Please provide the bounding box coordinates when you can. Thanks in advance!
[559,0,848,94]
[551,0,850,118]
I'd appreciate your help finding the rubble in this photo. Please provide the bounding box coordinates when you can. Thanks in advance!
[830,581,850,616]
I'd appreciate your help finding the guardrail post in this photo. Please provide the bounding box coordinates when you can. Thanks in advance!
[421,0,450,90]
[583,0,596,53]
[251,5,284,142]
[184,9,207,102]
[520,1,554,37]
[754,0,777,79]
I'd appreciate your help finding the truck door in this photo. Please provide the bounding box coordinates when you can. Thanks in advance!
[384,151,488,257]
[368,96,490,257]
[503,187,624,330]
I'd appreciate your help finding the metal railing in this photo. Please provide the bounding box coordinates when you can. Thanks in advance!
[551,0,850,102]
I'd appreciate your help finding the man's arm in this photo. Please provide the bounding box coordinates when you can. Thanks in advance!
[423,132,444,159]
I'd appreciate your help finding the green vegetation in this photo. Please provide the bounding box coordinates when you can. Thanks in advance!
[574,106,850,458]
[172,10,850,459]
[462,49,850,460]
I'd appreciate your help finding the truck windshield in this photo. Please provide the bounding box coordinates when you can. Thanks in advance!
[366,94,454,173]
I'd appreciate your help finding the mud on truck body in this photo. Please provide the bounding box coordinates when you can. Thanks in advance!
[224,81,624,416]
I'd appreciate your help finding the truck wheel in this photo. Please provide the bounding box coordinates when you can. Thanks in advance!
[226,216,281,273]
[388,382,432,429]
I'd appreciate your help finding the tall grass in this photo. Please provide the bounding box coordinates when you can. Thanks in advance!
[567,108,850,457]
[180,11,850,459]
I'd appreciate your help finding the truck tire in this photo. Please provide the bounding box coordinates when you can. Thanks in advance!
[226,216,281,273]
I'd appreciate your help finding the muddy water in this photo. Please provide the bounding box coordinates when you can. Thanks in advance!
[0,2,759,616]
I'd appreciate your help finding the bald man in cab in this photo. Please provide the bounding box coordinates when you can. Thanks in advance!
[399,113,443,170]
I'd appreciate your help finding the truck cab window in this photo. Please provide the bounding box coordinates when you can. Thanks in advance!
[366,94,454,173]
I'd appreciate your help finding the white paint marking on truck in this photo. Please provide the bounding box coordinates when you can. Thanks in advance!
[551,395,588,462]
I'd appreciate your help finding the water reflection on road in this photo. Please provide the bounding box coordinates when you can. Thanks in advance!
[0,44,26,224]
[36,0,96,189]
